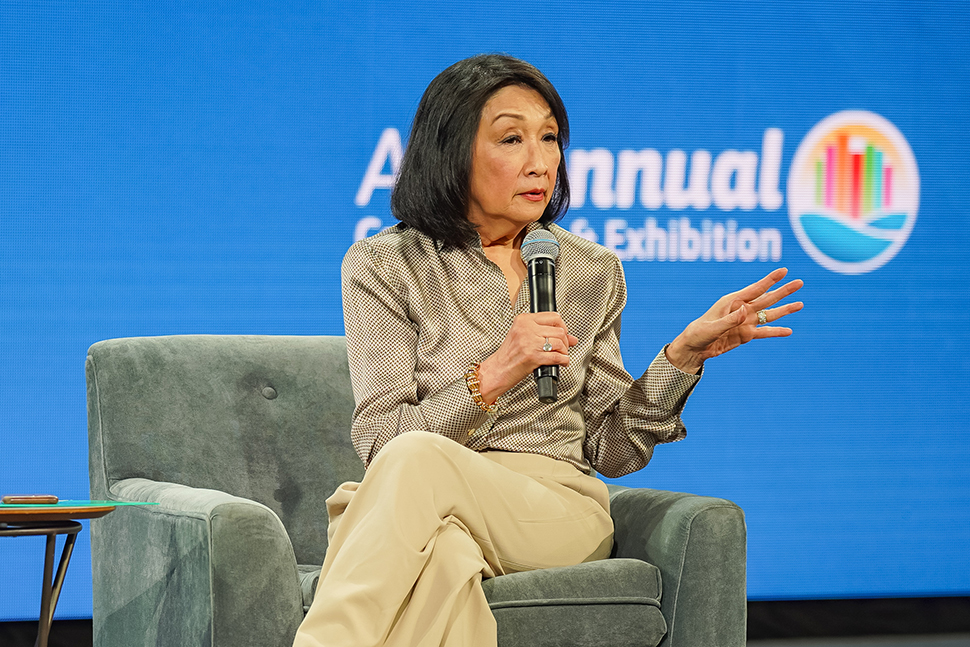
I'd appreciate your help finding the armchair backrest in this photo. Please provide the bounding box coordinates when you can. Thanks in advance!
[86,335,364,565]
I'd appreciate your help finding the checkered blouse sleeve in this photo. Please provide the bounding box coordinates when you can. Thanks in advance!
[341,239,491,467]
[581,254,701,478]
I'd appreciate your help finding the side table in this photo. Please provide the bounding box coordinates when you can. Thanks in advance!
[0,502,115,647]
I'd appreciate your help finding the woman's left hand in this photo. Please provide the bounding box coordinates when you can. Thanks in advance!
[665,267,804,374]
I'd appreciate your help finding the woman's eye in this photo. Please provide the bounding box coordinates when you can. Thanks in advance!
[501,135,521,144]
[543,133,559,142]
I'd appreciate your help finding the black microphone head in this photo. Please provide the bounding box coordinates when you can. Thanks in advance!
[521,230,560,264]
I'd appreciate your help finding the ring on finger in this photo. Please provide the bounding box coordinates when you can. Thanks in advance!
[542,338,553,352]
[756,309,768,325]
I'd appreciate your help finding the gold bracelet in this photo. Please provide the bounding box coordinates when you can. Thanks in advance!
[464,362,498,413]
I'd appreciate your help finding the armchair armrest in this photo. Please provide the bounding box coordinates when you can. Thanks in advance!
[90,478,304,647]
[608,485,746,647]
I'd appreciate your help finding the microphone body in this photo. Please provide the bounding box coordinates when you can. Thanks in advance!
[521,230,561,403]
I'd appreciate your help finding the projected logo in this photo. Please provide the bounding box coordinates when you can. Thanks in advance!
[787,111,919,274]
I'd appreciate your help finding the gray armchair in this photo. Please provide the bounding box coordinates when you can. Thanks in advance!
[87,335,745,647]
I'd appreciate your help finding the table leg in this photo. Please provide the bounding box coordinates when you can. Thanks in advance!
[0,520,85,647]
[32,531,78,647]
[34,533,56,647]
[47,532,78,623]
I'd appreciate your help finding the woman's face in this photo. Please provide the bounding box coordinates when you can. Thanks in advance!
[467,85,560,235]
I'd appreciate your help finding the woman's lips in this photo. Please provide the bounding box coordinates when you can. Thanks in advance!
[520,189,546,202]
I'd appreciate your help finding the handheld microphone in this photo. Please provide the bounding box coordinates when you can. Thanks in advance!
[521,230,561,403]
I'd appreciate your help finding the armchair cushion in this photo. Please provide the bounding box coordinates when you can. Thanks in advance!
[298,558,666,647]
[483,558,666,647]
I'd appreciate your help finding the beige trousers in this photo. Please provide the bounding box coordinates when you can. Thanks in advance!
[292,431,614,647]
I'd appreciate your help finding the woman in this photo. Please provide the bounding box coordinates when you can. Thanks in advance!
[294,54,802,647]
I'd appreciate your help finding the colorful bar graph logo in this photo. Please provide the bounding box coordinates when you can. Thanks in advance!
[787,111,919,275]
[815,134,893,221]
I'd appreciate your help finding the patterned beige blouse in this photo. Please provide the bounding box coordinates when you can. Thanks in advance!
[341,221,701,478]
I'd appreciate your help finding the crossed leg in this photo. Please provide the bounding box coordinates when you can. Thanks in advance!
[293,431,613,647]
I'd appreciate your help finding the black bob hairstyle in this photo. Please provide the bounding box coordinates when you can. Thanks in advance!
[390,54,571,249]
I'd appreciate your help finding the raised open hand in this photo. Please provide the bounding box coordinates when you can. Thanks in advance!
[665,268,804,374]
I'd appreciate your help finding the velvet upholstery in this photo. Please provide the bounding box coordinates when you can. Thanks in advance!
[483,558,665,647]
[87,335,746,647]
[609,486,748,647]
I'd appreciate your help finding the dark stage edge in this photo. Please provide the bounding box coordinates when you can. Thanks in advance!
[1,597,968,646]
[748,597,970,639]
[0,619,92,647]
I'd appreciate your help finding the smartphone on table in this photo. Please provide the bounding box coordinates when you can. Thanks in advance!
[2,494,59,504]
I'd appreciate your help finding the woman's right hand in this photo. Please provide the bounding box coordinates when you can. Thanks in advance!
[476,312,579,406]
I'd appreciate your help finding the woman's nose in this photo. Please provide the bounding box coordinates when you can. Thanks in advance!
[525,140,549,176]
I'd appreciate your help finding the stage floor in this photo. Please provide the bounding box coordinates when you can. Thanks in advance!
[749,635,970,647]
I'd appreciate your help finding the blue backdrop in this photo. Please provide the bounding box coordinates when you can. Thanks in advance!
[1,0,968,620]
